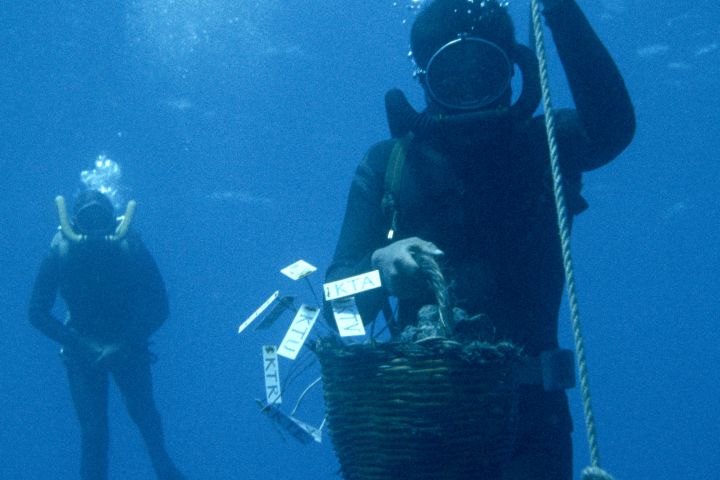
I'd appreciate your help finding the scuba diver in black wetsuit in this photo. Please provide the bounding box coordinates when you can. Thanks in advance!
[325,0,634,478]
[28,190,186,480]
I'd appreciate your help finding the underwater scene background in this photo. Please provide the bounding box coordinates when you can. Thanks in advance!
[1,0,718,478]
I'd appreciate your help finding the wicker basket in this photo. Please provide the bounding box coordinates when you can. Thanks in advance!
[316,338,523,480]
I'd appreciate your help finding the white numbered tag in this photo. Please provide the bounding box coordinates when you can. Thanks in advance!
[332,297,366,337]
[277,305,320,360]
[262,345,282,405]
[323,270,382,301]
[280,260,317,280]
[238,291,279,333]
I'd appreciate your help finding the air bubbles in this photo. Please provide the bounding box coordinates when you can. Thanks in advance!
[395,0,426,25]
[126,0,281,76]
[394,0,510,26]
[80,155,126,210]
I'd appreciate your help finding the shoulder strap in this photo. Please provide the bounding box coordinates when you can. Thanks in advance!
[381,134,413,240]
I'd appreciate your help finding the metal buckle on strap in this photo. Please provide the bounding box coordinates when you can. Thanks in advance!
[516,349,576,391]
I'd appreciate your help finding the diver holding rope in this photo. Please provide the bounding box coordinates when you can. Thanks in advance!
[28,184,186,480]
[324,0,634,478]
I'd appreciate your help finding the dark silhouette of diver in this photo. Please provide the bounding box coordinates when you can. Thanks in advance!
[29,190,186,480]
[325,0,635,477]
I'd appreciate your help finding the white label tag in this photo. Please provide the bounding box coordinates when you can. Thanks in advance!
[280,260,317,280]
[255,296,296,331]
[238,290,280,333]
[277,305,320,360]
[262,345,282,405]
[332,297,366,337]
[323,270,382,301]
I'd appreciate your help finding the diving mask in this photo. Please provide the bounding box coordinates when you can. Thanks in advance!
[416,36,513,111]
[74,201,116,236]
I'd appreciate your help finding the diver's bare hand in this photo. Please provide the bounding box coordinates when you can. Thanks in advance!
[371,237,443,299]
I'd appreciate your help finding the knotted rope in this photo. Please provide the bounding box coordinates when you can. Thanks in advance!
[529,1,614,479]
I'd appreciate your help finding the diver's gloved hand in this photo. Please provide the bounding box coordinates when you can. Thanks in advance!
[371,237,444,299]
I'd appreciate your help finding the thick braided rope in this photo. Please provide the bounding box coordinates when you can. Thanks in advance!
[415,253,452,334]
[529,1,611,478]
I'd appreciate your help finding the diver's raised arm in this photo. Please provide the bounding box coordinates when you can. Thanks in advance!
[544,0,635,170]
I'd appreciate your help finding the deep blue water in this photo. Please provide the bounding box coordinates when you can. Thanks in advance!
[1,0,718,478]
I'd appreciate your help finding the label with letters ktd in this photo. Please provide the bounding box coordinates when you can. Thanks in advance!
[262,345,282,405]
[280,260,317,281]
[277,304,320,360]
[324,270,382,301]
[331,297,366,337]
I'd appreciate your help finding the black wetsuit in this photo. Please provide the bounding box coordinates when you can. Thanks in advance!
[325,2,635,478]
[28,231,184,480]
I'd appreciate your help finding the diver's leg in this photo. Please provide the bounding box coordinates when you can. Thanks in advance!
[500,421,572,480]
[112,355,185,480]
[66,359,110,480]
[500,388,573,480]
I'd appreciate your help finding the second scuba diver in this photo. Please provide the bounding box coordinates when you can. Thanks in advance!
[28,190,186,480]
